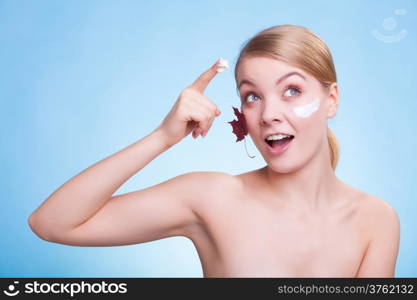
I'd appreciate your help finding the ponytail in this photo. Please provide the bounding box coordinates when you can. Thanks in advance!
[327,128,339,170]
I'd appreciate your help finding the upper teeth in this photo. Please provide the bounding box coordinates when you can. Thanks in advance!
[266,134,291,141]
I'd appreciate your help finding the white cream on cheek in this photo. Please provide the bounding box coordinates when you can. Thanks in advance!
[293,97,320,118]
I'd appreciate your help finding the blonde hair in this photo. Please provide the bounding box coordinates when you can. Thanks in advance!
[234,24,339,169]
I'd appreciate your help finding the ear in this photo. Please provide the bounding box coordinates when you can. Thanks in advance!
[326,82,339,119]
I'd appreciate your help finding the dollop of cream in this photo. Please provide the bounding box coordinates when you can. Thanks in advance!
[216,57,229,73]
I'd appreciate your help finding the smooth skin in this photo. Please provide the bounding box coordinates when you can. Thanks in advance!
[28,58,400,277]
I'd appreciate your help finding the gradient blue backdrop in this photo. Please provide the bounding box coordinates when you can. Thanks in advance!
[1,0,416,277]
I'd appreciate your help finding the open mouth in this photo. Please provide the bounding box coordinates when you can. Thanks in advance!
[265,135,294,147]
[264,135,294,154]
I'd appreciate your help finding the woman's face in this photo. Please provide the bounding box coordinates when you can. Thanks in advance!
[236,56,338,173]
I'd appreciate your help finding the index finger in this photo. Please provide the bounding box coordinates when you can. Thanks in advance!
[190,58,228,93]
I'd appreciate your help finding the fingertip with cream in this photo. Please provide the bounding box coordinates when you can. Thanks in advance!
[216,57,229,73]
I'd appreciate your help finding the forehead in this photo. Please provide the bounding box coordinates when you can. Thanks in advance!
[237,56,310,86]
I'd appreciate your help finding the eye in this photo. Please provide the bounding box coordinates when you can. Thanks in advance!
[243,92,261,103]
[283,85,302,98]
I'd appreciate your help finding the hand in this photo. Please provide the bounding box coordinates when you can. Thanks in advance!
[155,59,223,147]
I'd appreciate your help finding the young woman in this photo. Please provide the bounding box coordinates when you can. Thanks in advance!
[28,25,400,277]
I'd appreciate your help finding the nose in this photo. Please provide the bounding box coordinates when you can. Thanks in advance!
[260,97,285,126]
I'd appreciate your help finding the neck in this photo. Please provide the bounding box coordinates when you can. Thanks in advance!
[261,142,341,214]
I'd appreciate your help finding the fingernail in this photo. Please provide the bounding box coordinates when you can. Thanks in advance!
[202,130,207,137]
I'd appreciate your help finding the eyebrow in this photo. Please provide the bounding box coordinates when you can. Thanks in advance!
[238,71,306,90]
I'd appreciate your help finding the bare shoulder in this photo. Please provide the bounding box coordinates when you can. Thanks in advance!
[183,170,244,208]
[345,186,400,235]
[182,170,242,191]
[359,193,399,225]
[178,171,244,238]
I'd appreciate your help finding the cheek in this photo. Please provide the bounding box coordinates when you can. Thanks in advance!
[291,97,327,129]
[292,97,320,118]
[245,115,258,137]
[242,108,257,131]
[290,99,326,139]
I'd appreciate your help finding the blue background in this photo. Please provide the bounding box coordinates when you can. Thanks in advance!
[1,0,416,277]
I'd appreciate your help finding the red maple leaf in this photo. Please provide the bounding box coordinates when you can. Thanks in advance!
[228,106,248,142]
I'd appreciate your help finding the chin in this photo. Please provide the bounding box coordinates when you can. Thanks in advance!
[260,145,310,173]
[265,159,303,174]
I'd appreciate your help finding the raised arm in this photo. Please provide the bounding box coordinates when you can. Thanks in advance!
[30,170,226,246]
[28,58,225,246]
